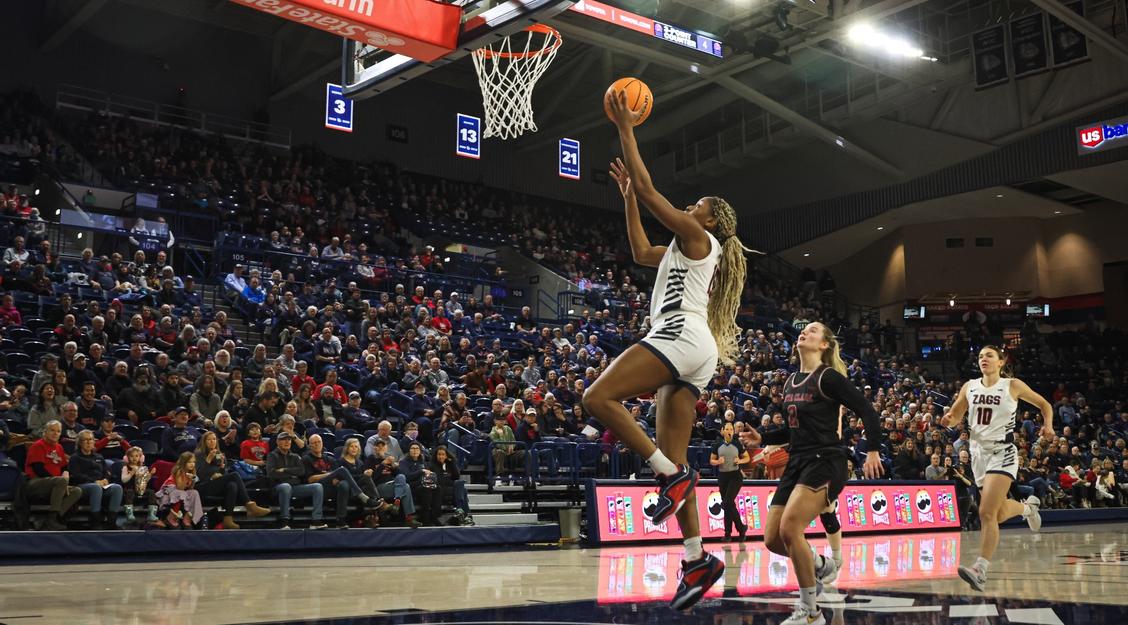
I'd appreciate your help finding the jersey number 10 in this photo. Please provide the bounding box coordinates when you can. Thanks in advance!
[975,407,993,426]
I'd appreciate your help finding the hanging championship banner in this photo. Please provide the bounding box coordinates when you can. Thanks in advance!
[1010,13,1049,78]
[972,25,1009,89]
[1048,1,1089,68]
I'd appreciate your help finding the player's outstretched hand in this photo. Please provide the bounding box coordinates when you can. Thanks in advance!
[605,89,641,128]
[609,158,633,199]
[1040,423,1055,442]
[863,451,884,479]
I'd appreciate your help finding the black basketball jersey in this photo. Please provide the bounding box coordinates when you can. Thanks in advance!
[782,365,843,453]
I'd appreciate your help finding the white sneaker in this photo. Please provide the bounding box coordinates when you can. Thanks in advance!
[816,554,839,587]
[1023,496,1042,532]
[958,564,987,591]
[781,603,825,625]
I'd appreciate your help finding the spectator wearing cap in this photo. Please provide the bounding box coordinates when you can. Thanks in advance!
[341,391,375,430]
[65,353,99,398]
[155,370,186,418]
[24,421,83,530]
[223,264,247,302]
[311,386,343,429]
[69,430,123,529]
[161,407,200,461]
[117,367,159,425]
[266,431,327,529]
[93,413,130,460]
[408,381,437,446]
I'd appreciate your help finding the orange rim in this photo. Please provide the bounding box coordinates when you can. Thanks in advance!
[475,23,562,60]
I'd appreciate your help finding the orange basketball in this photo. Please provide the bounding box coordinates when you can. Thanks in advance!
[605,77,653,126]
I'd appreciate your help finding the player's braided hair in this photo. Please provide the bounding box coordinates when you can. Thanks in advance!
[705,197,757,366]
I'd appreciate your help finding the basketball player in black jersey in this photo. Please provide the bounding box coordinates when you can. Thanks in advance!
[758,322,885,625]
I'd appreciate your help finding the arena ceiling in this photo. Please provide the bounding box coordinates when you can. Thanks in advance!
[30,0,1128,262]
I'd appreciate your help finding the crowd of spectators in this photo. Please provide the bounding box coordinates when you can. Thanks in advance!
[0,92,1124,535]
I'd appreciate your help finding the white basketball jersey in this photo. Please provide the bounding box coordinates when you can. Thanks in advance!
[964,378,1018,445]
[649,232,720,322]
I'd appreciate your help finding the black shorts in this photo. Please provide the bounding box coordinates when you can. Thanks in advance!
[771,448,848,508]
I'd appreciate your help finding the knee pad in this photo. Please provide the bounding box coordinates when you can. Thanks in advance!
[820,510,841,535]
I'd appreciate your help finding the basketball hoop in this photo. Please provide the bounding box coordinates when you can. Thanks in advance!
[472,24,562,140]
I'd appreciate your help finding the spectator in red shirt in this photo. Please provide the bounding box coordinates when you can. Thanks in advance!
[0,293,21,327]
[240,422,270,468]
[24,421,82,530]
[290,360,315,397]
[315,368,348,405]
[52,314,83,347]
[431,306,452,336]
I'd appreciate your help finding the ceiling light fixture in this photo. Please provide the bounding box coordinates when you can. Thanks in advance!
[847,23,925,58]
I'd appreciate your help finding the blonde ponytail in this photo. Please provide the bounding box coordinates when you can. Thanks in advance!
[810,322,848,377]
[705,197,759,366]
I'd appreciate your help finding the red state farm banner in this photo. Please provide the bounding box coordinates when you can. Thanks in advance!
[232,0,462,62]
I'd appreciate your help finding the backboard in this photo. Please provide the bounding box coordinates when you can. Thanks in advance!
[342,0,577,100]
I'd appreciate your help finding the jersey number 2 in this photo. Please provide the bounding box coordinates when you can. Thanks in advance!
[975,407,993,426]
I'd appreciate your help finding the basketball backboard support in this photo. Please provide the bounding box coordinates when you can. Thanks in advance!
[342,0,576,100]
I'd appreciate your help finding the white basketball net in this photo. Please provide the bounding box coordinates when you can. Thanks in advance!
[472,25,562,140]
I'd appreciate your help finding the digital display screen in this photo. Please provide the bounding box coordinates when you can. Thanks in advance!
[904,305,926,319]
[570,1,723,58]
[587,480,960,544]
[1026,304,1050,318]
[597,532,962,603]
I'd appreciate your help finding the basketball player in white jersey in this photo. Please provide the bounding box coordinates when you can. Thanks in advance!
[584,91,755,610]
[941,345,1054,591]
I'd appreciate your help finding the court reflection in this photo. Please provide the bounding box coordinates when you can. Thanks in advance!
[597,531,962,603]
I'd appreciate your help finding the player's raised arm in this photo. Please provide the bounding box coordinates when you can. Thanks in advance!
[610,158,665,267]
[605,90,707,251]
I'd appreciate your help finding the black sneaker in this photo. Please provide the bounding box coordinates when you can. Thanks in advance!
[670,552,725,611]
[651,464,698,526]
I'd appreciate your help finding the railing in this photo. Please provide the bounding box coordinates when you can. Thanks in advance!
[55,84,291,149]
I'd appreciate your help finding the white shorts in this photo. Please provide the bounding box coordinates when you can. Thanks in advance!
[640,313,717,397]
[970,441,1018,488]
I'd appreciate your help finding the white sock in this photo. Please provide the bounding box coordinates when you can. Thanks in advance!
[647,449,678,476]
[684,536,704,561]
[799,586,818,610]
[359,493,369,503]
[975,557,990,573]
[831,548,842,565]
